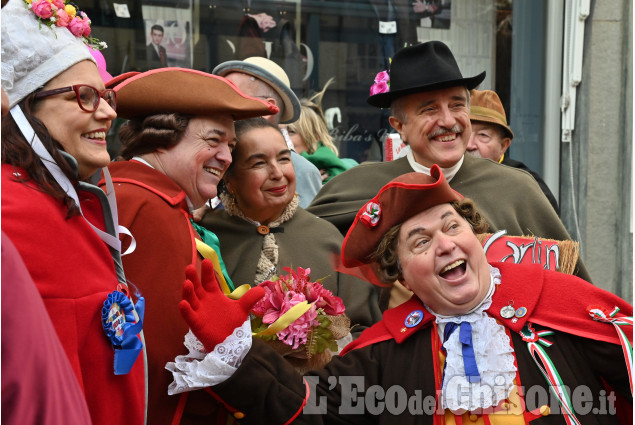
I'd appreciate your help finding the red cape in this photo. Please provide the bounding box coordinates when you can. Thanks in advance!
[342,262,633,355]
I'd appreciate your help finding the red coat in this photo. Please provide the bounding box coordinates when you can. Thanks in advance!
[105,160,223,425]
[1,163,146,425]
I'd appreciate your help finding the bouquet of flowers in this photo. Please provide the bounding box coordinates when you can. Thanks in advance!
[250,267,350,372]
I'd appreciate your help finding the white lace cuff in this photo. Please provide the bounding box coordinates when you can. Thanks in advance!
[166,319,252,395]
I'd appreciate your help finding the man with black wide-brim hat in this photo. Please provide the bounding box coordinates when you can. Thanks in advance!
[307,40,591,285]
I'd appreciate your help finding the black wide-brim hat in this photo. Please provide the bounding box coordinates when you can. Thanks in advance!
[367,41,486,108]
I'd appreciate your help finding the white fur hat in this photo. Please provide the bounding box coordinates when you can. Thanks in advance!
[1,0,96,108]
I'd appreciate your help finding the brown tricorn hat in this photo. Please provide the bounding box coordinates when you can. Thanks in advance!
[469,89,514,139]
[367,41,486,108]
[112,67,278,120]
[341,165,462,268]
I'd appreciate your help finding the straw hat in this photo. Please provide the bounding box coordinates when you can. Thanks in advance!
[213,57,300,123]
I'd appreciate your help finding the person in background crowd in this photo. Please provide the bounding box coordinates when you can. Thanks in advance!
[212,56,322,208]
[467,88,560,214]
[307,40,591,283]
[1,0,146,423]
[102,67,274,425]
[284,78,358,183]
[169,167,632,424]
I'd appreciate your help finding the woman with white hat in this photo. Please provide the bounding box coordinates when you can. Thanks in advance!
[1,0,146,423]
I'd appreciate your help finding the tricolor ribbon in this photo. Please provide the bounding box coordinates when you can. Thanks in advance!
[587,305,634,395]
[360,202,381,227]
[520,323,581,425]
[195,238,235,294]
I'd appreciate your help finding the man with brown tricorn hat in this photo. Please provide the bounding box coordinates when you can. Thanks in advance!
[467,89,559,214]
[307,40,592,284]
[165,167,632,423]
[99,67,277,425]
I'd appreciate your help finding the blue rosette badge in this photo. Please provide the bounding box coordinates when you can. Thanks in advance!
[102,290,145,375]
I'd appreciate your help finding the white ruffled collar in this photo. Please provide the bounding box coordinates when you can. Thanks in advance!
[427,266,517,413]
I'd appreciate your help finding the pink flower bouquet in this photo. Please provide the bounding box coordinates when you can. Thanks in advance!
[250,267,350,371]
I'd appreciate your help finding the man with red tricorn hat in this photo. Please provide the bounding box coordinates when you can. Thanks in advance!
[100,67,277,425]
[167,166,632,424]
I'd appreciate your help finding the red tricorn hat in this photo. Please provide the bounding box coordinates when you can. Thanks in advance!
[112,67,278,120]
[341,165,462,269]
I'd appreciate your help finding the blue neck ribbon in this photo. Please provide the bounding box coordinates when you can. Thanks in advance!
[442,321,481,384]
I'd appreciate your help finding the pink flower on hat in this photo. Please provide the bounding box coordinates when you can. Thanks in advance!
[22,0,103,48]
[68,15,86,36]
[370,70,390,96]
[370,81,389,96]
[31,0,53,19]
[81,16,91,37]
[360,201,381,227]
[54,8,70,26]
[375,70,390,84]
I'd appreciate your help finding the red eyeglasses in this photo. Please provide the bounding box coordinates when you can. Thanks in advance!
[34,84,117,112]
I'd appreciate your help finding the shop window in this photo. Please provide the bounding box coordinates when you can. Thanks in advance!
[89,0,512,163]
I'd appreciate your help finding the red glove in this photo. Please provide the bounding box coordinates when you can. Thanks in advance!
[179,259,265,352]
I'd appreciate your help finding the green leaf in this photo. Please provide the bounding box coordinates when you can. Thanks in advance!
[307,315,338,355]
[251,316,277,342]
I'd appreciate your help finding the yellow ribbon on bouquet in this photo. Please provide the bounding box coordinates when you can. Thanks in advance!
[226,284,312,337]
[196,238,312,337]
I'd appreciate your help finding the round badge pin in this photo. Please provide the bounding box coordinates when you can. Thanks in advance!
[515,307,527,318]
[500,302,515,319]
[405,310,424,328]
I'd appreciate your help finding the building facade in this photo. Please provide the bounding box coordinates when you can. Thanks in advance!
[85,0,632,295]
